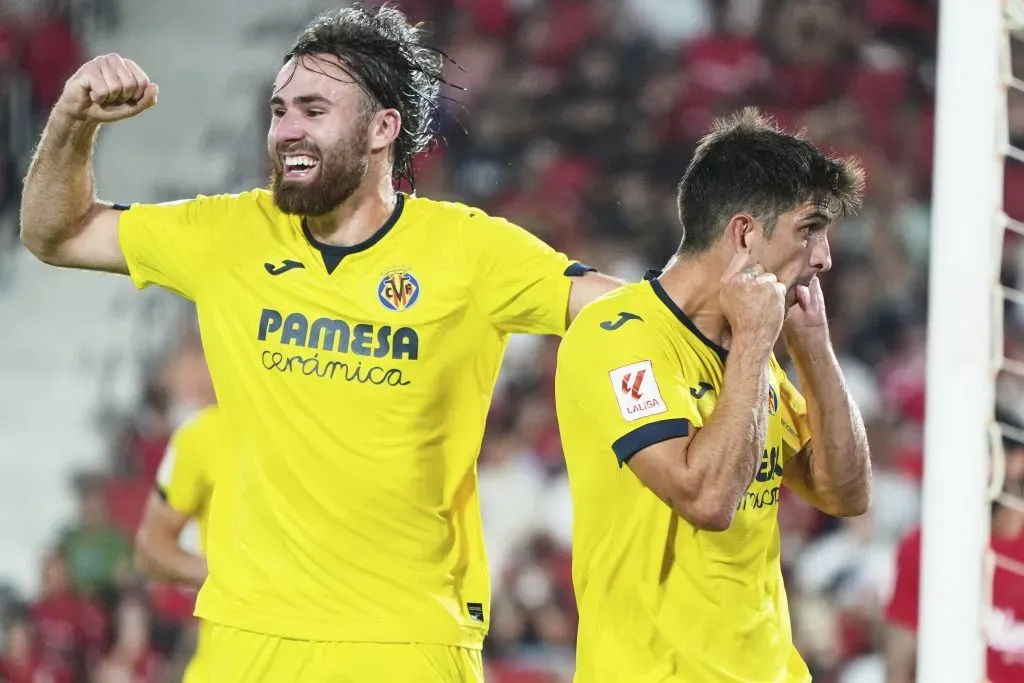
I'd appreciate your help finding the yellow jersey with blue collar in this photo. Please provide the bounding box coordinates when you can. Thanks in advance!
[554,273,812,683]
[117,190,588,646]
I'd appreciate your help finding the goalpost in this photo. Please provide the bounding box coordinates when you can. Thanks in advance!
[918,0,1006,680]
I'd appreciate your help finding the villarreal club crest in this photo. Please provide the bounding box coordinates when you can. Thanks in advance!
[378,270,421,312]
[767,384,779,415]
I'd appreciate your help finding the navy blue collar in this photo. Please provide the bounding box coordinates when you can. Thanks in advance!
[645,270,728,362]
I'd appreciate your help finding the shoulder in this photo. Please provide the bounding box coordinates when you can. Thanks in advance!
[403,194,485,226]
[169,406,223,456]
[563,284,667,351]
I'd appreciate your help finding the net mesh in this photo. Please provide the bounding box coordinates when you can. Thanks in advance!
[991,1,1024,589]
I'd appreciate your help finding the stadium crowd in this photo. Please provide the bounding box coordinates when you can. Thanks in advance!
[4,0,1024,682]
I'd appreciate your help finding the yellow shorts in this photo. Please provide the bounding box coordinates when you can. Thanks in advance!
[207,623,484,683]
[182,621,212,683]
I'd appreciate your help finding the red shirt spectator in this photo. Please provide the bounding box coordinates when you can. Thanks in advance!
[30,553,107,672]
[886,526,1024,682]
[0,618,73,683]
[23,13,83,111]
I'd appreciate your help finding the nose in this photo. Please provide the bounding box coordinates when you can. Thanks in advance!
[811,234,832,273]
[272,110,305,145]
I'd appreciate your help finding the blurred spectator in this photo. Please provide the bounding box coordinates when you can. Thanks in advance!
[884,431,1024,683]
[30,552,107,676]
[0,612,73,683]
[22,4,83,117]
[56,474,131,601]
[92,595,162,683]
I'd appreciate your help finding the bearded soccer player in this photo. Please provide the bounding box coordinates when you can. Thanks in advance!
[554,109,873,683]
[19,6,618,681]
[135,405,228,683]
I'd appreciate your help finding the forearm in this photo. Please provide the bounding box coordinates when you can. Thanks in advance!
[679,342,772,526]
[789,341,871,514]
[20,111,101,257]
[135,537,207,588]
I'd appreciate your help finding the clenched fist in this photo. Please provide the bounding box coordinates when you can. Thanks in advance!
[719,251,786,351]
[58,54,158,123]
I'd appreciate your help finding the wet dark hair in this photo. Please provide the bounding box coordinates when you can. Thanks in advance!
[284,3,452,184]
[676,107,865,255]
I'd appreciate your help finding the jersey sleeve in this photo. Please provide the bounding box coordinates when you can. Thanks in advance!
[463,212,592,336]
[117,194,234,299]
[154,414,215,518]
[777,366,812,463]
[558,318,703,466]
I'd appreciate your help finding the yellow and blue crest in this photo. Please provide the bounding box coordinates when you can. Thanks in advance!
[767,384,779,415]
[378,271,420,312]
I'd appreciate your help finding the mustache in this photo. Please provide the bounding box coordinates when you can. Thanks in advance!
[276,144,321,158]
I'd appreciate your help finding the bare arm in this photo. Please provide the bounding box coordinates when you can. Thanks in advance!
[567,271,622,323]
[628,341,773,531]
[20,54,157,272]
[782,340,871,517]
[777,278,870,516]
[20,112,127,272]
[134,492,207,588]
[884,624,917,683]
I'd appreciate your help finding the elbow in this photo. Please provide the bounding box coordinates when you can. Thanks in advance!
[133,532,156,576]
[820,481,872,518]
[674,496,737,532]
[19,226,61,265]
[831,489,871,518]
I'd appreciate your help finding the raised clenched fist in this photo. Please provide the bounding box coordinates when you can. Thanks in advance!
[58,54,158,124]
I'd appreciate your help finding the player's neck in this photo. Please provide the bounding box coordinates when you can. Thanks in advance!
[658,256,732,349]
[304,172,397,247]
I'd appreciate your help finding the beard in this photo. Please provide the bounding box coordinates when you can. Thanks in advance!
[270,132,369,217]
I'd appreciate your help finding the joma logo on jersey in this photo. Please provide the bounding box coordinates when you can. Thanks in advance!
[258,309,419,360]
[378,271,420,311]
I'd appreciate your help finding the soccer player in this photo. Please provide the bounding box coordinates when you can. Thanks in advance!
[135,405,227,683]
[19,6,619,682]
[554,108,873,683]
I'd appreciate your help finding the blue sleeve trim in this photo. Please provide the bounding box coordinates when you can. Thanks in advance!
[112,203,132,211]
[612,418,691,466]
[564,262,597,277]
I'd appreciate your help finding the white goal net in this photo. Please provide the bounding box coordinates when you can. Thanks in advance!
[919,1,1021,681]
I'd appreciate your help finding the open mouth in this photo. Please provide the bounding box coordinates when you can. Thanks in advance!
[283,155,320,180]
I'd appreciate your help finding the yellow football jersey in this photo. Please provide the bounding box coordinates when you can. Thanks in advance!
[154,406,225,683]
[155,406,226,550]
[555,273,812,683]
[118,190,585,647]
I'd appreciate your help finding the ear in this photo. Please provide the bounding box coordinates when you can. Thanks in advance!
[369,108,402,154]
[725,214,756,252]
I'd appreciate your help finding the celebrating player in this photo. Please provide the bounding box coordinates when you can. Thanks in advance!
[19,5,618,681]
[135,405,227,683]
[554,108,872,683]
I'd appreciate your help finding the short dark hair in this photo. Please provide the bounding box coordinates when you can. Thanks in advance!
[675,107,865,255]
[285,3,449,183]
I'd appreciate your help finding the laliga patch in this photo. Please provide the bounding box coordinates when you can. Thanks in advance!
[609,360,667,422]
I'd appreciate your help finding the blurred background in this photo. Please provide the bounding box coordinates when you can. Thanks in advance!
[2,0,1024,681]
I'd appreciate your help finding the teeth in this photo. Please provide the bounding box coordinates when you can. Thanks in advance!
[285,155,318,168]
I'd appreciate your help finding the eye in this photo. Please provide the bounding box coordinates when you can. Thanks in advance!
[307,110,325,118]
[271,108,285,118]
